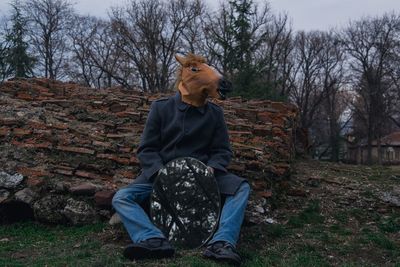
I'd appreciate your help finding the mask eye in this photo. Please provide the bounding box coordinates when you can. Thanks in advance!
[191,67,199,72]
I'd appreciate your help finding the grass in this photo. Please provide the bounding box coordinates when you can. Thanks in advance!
[1,160,400,266]
[287,200,324,228]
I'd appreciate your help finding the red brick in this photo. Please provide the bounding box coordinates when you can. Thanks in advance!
[106,133,133,138]
[11,140,52,149]
[115,111,141,119]
[54,169,74,176]
[75,170,111,180]
[28,120,48,129]
[258,190,273,198]
[252,125,272,136]
[26,177,45,187]
[287,188,308,197]
[97,153,130,165]
[56,146,95,155]
[119,147,132,153]
[75,170,98,179]
[0,127,10,136]
[228,130,253,136]
[52,123,68,130]
[17,92,34,100]
[114,170,136,179]
[94,190,116,206]
[0,118,19,126]
[129,156,140,165]
[13,128,33,136]
[17,167,50,178]
[33,129,52,135]
[234,108,258,122]
[109,103,127,113]
[92,140,113,148]
[70,183,97,196]
[257,111,273,123]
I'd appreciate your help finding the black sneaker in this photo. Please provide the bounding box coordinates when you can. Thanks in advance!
[203,241,242,266]
[123,237,175,260]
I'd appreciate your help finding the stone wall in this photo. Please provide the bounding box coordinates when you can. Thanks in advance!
[0,78,298,225]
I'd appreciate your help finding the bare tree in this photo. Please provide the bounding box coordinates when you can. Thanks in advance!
[67,14,98,87]
[288,31,327,130]
[341,13,400,164]
[23,0,74,79]
[175,0,205,55]
[110,0,202,92]
[0,17,11,82]
[256,13,293,98]
[319,32,348,161]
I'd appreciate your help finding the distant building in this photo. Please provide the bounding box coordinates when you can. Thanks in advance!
[345,131,400,164]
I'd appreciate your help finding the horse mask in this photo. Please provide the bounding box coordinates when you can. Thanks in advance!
[175,53,232,107]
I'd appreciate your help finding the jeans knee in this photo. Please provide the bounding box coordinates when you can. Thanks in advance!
[239,182,251,196]
[111,191,122,208]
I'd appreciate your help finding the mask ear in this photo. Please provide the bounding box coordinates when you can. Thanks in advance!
[175,54,186,66]
[178,81,190,96]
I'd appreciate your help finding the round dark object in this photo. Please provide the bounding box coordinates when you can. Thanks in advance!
[150,157,221,249]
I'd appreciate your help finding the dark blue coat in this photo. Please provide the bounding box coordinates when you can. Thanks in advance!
[133,92,246,195]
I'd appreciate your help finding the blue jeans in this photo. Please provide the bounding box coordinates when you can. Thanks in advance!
[112,181,250,247]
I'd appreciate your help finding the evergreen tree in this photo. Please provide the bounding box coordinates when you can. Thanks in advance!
[6,1,35,78]
[0,36,10,82]
[207,0,281,99]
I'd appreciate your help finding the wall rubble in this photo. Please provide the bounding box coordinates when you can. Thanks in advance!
[0,78,298,224]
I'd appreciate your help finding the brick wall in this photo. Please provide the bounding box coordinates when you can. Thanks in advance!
[0,78,298,224]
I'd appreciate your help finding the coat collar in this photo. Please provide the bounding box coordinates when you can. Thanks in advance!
[174,92,206,114]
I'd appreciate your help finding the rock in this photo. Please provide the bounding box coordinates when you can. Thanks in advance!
[33,195,67,224]
[95,190,115,206]
[63,198,98,225]
[14,188,37,204]
[69,183,97,196]
[0,189,10,203]
[53,182,69,193]
[258,190,273,198]
[0,171,24,189]
[109,213,122,225]
[287,188,308,197]
[98,209,111,218]
[265,218,277,224]
[255,206,265,214]
[380,191,400,207]
[306,177,321,187]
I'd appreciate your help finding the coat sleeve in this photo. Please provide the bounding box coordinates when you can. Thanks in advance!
[207,109,232,173]
[137,101,164,180]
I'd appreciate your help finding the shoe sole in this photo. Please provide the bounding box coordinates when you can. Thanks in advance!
[203,249,241,266]
[123,245,175,260]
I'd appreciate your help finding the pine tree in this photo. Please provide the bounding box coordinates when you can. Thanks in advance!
[6,1,35,78]
[0,37,10,82]
[228,0,258,96]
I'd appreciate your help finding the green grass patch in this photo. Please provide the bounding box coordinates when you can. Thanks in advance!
[286,251,329,267]
[265,224,289,239]
[288,200,324,228]
[0,222,121,267]
[329,224,352,236]
[361,228,397,250]
[378,215,400,233]
[333,210,349,224]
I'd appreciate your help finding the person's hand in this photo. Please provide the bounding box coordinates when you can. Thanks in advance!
[207,166,214,175]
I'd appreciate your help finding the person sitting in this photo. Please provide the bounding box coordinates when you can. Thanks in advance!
[112,53,250,266]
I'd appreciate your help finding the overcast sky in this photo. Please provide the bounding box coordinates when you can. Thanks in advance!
[1,0,399,31]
